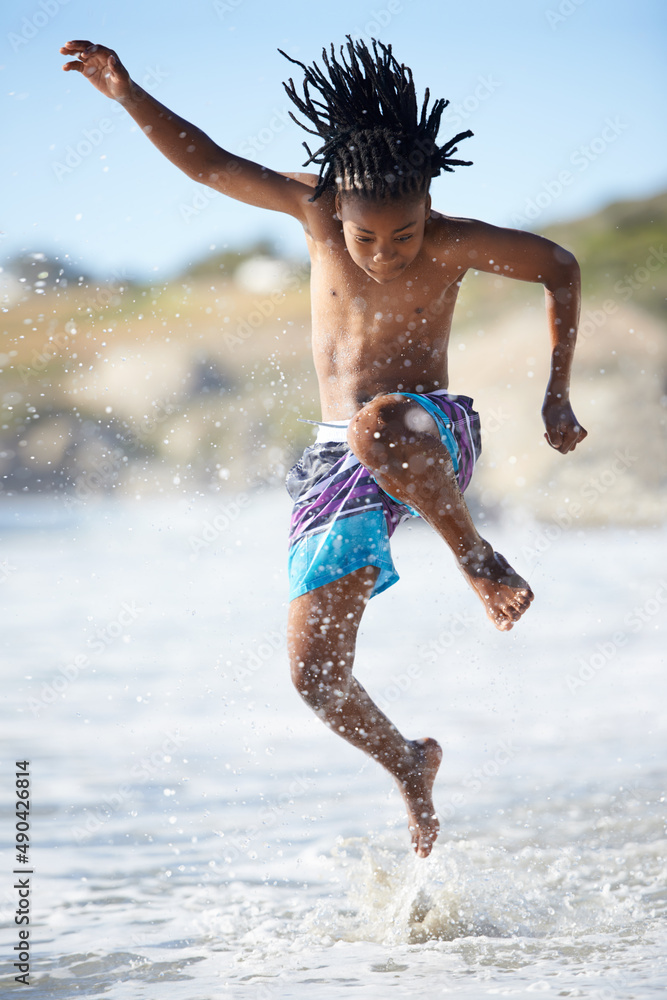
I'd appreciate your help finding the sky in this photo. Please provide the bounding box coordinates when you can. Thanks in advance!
[2,0,666,281]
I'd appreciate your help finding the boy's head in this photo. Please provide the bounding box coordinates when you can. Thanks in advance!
[335,190,431,283]
[280,36,473,203]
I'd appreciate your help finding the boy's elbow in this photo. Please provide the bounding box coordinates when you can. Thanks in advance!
[555,244,579,278]
[545,245,580,292]
[563,252,580,284]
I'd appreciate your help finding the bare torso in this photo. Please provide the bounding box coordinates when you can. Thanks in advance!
[58,40,583,452]
[303,193,468,419]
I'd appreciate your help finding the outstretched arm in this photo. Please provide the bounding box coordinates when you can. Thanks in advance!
[60,40,313,221]
[453,220,587,454]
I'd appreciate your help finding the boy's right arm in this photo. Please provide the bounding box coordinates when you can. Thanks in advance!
[60,41,312,222]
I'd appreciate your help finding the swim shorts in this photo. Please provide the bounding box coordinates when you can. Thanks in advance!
[285,390,481,601]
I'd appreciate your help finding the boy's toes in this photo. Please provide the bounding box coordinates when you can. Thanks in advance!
[508,590,533,613]
[495,612,514,631]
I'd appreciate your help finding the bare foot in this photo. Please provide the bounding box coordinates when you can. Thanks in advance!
[395,737,443,858]
[461,543,534,631]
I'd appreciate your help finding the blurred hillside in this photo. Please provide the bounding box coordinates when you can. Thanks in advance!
[1,190,665,524]
[542,189,667,318]
[448,188,667,525]
[0,247,316,503]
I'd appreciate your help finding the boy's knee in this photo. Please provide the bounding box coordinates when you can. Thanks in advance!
[348,394,405,464]
[347,395,437,466]
[290,654,345,712]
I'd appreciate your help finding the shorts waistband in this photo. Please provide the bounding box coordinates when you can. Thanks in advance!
[297,418,351,444]
[301,390,473,444]
[315,420,350,444]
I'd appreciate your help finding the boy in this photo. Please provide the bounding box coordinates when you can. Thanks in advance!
[61,37,587,858]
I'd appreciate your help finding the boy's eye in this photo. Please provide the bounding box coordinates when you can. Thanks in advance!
[354,234,413,243]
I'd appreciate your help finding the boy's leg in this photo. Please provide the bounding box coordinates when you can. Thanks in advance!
[347,394,533,630]
[288,565,442,858]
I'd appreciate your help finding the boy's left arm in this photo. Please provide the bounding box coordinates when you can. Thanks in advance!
[454,220,588,455]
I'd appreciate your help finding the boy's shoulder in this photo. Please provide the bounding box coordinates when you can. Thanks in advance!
[278,170,319,188]
[426,211,536,264]
[426,211,493,262]
[428,210,494,242]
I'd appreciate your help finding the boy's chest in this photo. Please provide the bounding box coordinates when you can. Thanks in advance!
[309,249,463,333]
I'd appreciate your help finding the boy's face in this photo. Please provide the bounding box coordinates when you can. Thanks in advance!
[336,192,431,284]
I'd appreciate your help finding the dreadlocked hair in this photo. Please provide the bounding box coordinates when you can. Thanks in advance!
[279,36,473,202]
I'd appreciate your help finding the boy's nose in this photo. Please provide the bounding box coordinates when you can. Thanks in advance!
[373,248,397,262]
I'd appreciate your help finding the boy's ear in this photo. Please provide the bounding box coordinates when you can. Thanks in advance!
[334,191,342,218]
[425,193,432,219]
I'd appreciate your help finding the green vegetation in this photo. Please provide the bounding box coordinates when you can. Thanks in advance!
[2,189,664,520]
[541,189,667,317]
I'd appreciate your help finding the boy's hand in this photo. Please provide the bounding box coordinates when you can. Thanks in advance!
[60,41,133,102]
[542,400,588,454]
[60,40,312,221]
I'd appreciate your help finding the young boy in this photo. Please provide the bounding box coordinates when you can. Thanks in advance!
[61,37,587,858]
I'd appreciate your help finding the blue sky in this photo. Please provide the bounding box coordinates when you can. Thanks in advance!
[2,0,666,280]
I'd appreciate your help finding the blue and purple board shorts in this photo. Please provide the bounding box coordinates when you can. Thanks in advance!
[285,390,482,601]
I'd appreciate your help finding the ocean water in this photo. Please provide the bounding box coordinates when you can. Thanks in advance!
[1,490,666,998]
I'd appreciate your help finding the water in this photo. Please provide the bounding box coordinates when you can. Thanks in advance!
[1,492,666,997]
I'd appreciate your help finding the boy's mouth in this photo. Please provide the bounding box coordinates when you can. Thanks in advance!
[368,264,403,281]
